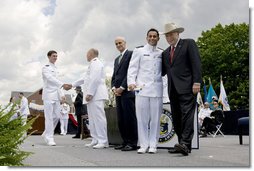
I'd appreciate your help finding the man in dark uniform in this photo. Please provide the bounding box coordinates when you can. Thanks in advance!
[72,86,90,139]
[111,36,138,151]
[162,23,202,156]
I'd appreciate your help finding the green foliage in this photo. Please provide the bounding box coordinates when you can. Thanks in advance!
[197,23,249,110]
[0,104,37,166]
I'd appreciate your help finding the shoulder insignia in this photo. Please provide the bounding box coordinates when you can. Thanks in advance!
[136,45,144,48]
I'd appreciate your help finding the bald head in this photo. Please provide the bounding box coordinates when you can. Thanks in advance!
[115,36,126,53]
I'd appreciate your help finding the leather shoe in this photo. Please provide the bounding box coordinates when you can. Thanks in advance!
[168,148,181,154]
[72,135,80,139]
[174,144,190,156]
[121,145,137,151]
[114,144,125,150]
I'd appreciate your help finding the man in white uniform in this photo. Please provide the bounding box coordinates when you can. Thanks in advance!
[18,92,30,125]
[41,50,69,146]
[60,99,70,135]
[72,48,109,149]
[128,28,163,154]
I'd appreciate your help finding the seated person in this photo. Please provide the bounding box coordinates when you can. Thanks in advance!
[198,102,212,131]
[200,100,224,137]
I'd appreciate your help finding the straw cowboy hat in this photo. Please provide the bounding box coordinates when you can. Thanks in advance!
[162,23,184,34]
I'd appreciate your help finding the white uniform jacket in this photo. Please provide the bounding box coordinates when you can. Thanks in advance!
[73,57,109,104]
[19,96,30,116]
[127,44,163,97]
[42,63,63,101]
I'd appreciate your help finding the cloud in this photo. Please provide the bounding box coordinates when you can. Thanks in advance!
[0,0,249,105]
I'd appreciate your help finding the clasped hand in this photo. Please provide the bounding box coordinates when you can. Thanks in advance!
[63,84,72,90]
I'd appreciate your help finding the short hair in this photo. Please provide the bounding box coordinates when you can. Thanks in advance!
[115,36,126,42]
[90,48,99,57]
[19,92,24,96]
[47,50,57,57]
[147,28,159,37]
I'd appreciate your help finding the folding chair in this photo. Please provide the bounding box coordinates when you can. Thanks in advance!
[212,123,225,138]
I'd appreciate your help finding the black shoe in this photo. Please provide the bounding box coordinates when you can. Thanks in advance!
[168,148,181,154]
[121,145,137,151]
[83,134,91,139]
[114,144,125,150]
[72,135,80,139]
[174,144,190,156]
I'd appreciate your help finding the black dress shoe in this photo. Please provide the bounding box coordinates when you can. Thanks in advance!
[114,144,125,150]
[174,144,190,156]
[72,135,80,139]
[121,145,137,151]
[168,148,181,153]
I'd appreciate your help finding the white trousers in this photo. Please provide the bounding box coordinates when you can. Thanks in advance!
[60,118,68,134]
[87,100,108,145]
[136,96,162,148]
[43,100,61,142]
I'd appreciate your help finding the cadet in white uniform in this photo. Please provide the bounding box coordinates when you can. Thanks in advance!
[18,92,30,125]
[41,50,68,146]
[128,28,163,154]
[73,48,109,149]
[60,100,70,135]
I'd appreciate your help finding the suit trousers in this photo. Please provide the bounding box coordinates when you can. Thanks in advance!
[135,96,162,148]
[87,100,108,145]
[43,100,61,142]
[170,83,196,150]
[116,95,137,147]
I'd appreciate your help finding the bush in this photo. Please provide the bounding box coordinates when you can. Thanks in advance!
[0,104,37,166]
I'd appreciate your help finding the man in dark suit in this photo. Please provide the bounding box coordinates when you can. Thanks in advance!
[72,86,90,139]
[162,23,202,156]
[111,36,138,151]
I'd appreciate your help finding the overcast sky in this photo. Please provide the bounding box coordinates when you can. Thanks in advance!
[0,0,249,105]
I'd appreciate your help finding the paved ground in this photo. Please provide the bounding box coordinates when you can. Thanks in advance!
[20,134,250,167]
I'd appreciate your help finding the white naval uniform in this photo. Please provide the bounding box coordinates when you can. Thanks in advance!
[42,62,63,144]
[73,57,109,145]
[60,103,70,135]
[19,96,30,125]
[127,44,163,149]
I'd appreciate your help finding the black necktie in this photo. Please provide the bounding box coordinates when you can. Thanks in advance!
[170,46,175,64]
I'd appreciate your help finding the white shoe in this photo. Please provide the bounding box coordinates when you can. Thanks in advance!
[93,144,107,149]
[85,142,97,147]
[47,141,56,146]
[137,147,148,154]
[41,133,48,144]
[148,147,157,154]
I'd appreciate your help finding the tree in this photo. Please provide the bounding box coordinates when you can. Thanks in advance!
[197,23,249,110]
[0,104,37,166]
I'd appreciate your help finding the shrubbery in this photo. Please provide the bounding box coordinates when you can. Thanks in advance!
[0,104,37,166]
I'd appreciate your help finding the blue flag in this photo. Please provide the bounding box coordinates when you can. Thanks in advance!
[207,78,218,108]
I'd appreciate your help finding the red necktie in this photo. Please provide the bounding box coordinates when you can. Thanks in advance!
[170,46,175,64]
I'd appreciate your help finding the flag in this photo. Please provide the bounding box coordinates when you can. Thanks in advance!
[207,78,218,105]
[203,79,208,103]
[219,76,230,111]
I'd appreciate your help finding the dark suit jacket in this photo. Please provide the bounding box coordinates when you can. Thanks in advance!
[74,92,84,115]
[111,50,135,97]
[162,39,202,95]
